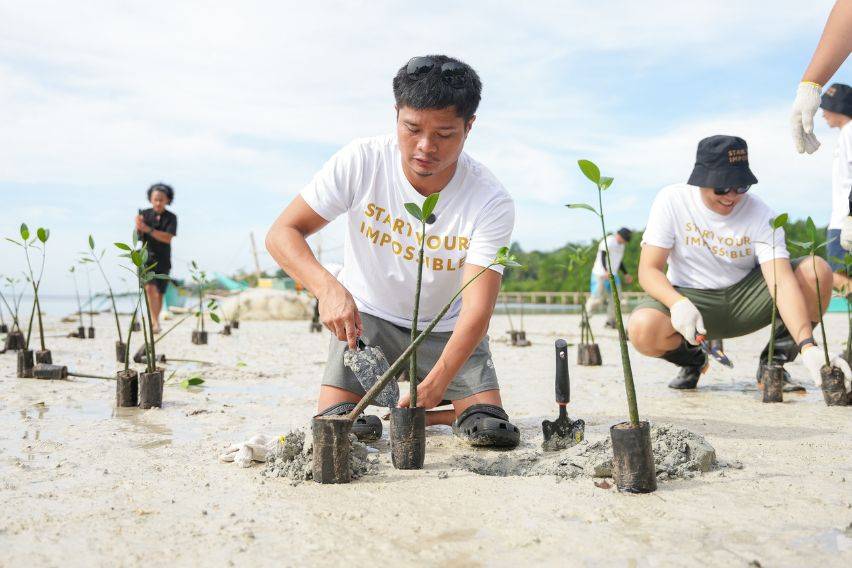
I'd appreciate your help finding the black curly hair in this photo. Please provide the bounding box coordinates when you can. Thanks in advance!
[147,183,174,204]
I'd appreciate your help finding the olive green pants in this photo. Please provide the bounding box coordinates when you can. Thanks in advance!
[634,259,803,340]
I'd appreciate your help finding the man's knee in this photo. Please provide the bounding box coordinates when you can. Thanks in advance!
[627,310,667,355]
[797,255,833,290]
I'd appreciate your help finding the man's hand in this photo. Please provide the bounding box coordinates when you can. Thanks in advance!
[670,298,706,345]
[790,82,822,154]
[396,376,447,409]
[318,281,362,349]
[841,216,852,251]
[135,215,148,232]
[801,345,852,388]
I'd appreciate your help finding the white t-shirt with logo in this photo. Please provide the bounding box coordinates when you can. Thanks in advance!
[641,183,788,289]
[591,235,625,277]
[300,134,515,332]
[829,121,852,229]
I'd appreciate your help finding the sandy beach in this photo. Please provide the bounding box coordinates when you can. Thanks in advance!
[2,311,851,567]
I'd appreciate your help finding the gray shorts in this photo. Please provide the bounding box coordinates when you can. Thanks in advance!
[321,312,500,400]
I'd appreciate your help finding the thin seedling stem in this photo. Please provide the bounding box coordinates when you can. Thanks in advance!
[409,221,426,408]
[813,256,830,367]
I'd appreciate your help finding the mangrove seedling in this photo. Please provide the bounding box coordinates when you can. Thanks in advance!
[789,217,848,405]
[761,213,789,402]
[82,260,95,338]
[0,276,26,350]
[82,235,125,361]
[188,260,220,345]
[564,245,601,365]
[390,192,439,470]
[6,224,51,364]
[69,266,86,338]
[115,232,169,408]
[568,159,655,493]
[313,247,521,483]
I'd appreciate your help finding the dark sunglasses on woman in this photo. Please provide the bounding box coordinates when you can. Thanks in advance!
[713,185,751,196]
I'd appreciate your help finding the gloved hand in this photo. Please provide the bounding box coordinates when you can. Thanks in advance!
[801,346,852,389]
[790,82,822,154]
[219,434,274,468]
[670,298,705,345]
[841,216,852,251]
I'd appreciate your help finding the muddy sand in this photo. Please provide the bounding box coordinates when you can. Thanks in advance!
[2,313,851,566]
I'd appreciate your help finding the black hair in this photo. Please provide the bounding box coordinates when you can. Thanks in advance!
[147,182,174,204]
[392,55,482,122]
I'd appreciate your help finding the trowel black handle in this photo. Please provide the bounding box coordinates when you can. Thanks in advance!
[555,339,570,404]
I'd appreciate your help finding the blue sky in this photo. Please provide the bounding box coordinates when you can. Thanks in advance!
[1,0,850,293]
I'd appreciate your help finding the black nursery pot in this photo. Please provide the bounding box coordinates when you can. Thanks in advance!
[191,330,208,345]
[138,369,164,409]
[115,341,128,364]
[0,323,8,333]
[33,364,67,380]
[221,324,231,336]
[390,406,426,470]
[761,365,784,403]
[17,349,34,378]
[131,320,141,332]
[35,349,52,364]
[77,326,86,338]
[577,343,602,366]
[5,330,25,351]
[610,421,657,493]
[821,365,849,406]
[87,327,95,339]
[312,415,352,484]
[507,330,519,345]
[133,346,165,364]
[116,369,138,407]
[231,320,240,330]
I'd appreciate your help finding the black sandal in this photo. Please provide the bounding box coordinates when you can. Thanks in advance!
[316,402,382,442]
[452,404,520,449]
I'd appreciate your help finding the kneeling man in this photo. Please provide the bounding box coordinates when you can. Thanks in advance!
[266,55,520,447]
[628,135,850,391]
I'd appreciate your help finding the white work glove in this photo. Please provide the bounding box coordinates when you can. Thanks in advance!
[790,82,822,154]
[841,216,852,251]
[801,346,852,389]
[219,434,273,468]
[670,298,705,345]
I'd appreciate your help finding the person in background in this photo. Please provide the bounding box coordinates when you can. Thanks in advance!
[135,183,178,333]
[586,227,633,328]
[820,83,852,289]
[790,0,852,155]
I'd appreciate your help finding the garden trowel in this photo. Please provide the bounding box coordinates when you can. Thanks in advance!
[696,334,733,368]
[343,337,398,407]
[542,339,585,450]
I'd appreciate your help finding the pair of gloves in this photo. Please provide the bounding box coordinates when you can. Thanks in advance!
[670,298,851,388]
[219,434,274,468]
[791,83,852,252]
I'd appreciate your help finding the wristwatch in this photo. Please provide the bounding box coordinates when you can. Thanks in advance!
[797,337,816,352]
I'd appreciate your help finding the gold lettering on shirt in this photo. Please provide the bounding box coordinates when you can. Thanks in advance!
[682,221,754,260]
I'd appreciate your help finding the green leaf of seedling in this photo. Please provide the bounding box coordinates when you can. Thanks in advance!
[805,217,817,241]
[191,260,198,270]
[114,242,131,251]
[422,194,439,219]
[236,361,247,368]
[210,313,220,323]
[565,203,600,216]
[771,213,788,230]
[20,224,29,241]
[404,202,423,221]
[38,228,49,243]
[815,241,830,251]
[88,235,95,249]
[577,159,601,184]
[495,246,523,268]
[599,176,614,190]
[130,250,142,267]
[5,238,22,247]
[180,377,205,389]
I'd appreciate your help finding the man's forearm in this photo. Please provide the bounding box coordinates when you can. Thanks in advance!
[147,229,173,244]
[265,226,336,297]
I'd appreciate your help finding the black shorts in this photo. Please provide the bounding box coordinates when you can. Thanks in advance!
[148,266,171,294]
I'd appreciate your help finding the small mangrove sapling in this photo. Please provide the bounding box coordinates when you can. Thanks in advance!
[82,235,124,355]
[69,266,86,337]
[568,159,655,493]
[762,213,789,402]
[188,261,221,344]
[0,276,26,349]
[6,224,50,357]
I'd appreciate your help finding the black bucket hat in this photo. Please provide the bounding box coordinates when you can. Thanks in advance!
[820,83,852,118]
[687,135,758,188]
[617,227,632,242]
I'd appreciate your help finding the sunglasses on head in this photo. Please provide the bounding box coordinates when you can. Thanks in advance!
[713,185,751,196]
[406,57,468,88]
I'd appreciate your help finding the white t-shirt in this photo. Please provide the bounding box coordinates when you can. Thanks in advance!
[300,135,514,332]
[591,235,625,277]
[641,183,789,289]
[829,121,852,229]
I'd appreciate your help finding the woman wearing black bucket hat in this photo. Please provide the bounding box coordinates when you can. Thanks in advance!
[628,135,852,392]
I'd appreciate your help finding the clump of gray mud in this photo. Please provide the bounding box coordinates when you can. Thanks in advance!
[454,423,721,481]
[263,429,378,485]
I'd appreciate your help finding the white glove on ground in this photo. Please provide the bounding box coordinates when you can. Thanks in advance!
[841,216,852,251]
[219,434,274,468]
[791,82,822,154]
[801,346,852,389]
[670,298,705,345]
